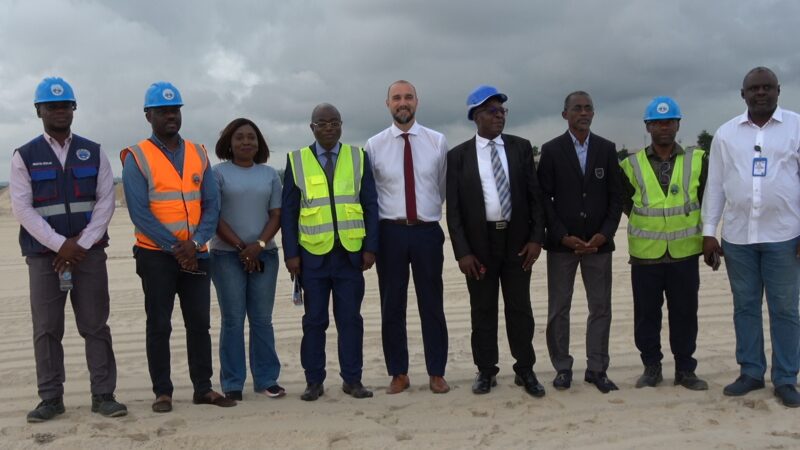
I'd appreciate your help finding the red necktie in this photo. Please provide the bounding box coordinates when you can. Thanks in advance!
[401,133,417,222]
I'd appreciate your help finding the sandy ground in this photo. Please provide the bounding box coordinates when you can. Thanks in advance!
[0,205,798,450]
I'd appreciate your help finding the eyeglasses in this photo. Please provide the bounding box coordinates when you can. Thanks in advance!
[658,161,672,186]
[41,102,76,111]
[478,106,509,116]
[312,121,342,130]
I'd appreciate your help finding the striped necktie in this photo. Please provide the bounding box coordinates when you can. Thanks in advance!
[490,140,512,221]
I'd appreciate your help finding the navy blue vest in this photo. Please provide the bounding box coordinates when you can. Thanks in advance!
[16,134,109,256]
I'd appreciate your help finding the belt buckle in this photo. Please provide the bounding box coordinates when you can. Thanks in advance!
[495,221,508,230]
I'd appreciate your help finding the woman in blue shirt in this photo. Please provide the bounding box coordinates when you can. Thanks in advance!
[210,118,284,400]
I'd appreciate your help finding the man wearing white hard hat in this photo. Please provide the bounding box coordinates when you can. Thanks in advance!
[122,82,234,412]
[620,96,709,391]
[10,77,127,422]
[446,85,547,398]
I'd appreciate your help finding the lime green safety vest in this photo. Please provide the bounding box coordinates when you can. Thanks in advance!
[289,145,366,255]
[620,148,705,259]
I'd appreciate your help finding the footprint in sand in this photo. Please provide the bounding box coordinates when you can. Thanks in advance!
[32,432,57,444]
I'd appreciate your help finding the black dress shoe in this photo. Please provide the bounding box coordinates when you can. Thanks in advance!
[723,374,765,397]
[26,397,65,423]
[553,370,572,390]
[472,372,497,394]
[774,384,800,408]
[636,364,663,388]
[584,370,619,393]
[515,372,546,398]
[301,383,325,401]
[342,381,373,399]
[674,371,708,391]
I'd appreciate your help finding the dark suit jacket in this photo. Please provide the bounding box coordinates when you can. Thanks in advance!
[536,131,623,253]
[446,134,545,263]
[280,143,379,269]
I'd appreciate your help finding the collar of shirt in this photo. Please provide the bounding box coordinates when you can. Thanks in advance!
[568,130,590,148]
[737,106,784,127]
[390,121,420,138]
[645,142,685,161]
[43,131,72,151]
[149,133,184,152]
[475,134,504,150]
[314,141,340,157]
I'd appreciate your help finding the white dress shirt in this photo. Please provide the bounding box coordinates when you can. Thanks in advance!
[569,130,590,174]
[365,121,448,221]
[701,107,800,244]
[10,132,116,252]
[475,134,510,221]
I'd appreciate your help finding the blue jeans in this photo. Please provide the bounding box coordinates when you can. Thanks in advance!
[723,237,800,386]
[210,248,280,392]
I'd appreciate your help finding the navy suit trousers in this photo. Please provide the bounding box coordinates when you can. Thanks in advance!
[376,221,448,377]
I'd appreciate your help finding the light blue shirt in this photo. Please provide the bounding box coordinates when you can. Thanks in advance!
[569,130,590,174]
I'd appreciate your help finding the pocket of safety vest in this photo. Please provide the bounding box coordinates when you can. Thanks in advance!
[71,165,98,198]
[30,168,58,202]
[343,203,364,219]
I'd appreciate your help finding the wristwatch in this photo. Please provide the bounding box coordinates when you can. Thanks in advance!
[192,240,202,251]
[257,239,267,249]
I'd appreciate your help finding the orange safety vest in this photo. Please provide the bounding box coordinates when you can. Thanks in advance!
[120,139,208,251]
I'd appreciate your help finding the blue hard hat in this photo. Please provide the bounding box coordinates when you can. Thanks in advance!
[643,96,682,121]
[34,77,76,105]
[143,81,184,110]
[467,85,508,120]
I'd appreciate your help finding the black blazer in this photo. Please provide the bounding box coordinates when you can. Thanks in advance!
[536,131,623,253]
[446,134,545,263]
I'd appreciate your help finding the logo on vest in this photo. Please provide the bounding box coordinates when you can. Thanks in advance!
[656,102,669,114]
[595,168,605,179]
[76,148,91,161]
[162,89,175,101]
[192,173,201,186]
[50,84,64,96]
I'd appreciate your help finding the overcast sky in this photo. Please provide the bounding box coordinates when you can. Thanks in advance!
[2,0,799,181]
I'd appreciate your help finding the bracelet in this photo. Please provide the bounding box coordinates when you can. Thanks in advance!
[235,243,246,252]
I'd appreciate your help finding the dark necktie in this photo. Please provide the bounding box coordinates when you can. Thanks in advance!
[401,133,417,222]
[323,150,335,189]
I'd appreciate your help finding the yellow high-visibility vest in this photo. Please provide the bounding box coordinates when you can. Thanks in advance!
[289,144,365,255]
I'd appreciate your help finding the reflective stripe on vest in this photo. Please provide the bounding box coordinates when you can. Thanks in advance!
[621,148,704,259]
[34,201,96,217]
[289,145,365,255]
[120,139,208,251]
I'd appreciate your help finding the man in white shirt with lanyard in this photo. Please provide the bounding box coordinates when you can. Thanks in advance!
[702,66,800,408]
[365,80,450,395]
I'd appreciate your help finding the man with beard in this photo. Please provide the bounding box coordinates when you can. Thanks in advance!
[365,80,450,395]
[282,103,379,401]
[446,85,547,398]
[702,67,800,407]
[620,96,709,392]
[537,91,623,393]
[122,81,234,412]
[11,77,127,422]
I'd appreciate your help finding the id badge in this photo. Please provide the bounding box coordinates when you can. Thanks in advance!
[752,157,767,177]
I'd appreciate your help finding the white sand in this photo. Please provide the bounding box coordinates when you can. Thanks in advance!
[0,208,797,449]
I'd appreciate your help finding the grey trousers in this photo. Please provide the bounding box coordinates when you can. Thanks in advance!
[27,248,117,400]
[545,251,612,373]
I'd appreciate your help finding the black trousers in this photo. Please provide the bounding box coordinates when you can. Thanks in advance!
[631,256,700,372]
[466,227,536,376]
[135,247,213,397]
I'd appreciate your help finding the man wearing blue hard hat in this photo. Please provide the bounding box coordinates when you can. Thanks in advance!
[702,67,800,408]
[10,77,127,422]
[620,96,709,391]
[446,85,547,398]
[122,82,233,412]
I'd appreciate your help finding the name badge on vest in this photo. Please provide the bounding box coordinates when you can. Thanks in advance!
[752,157,767,177]
[594,168,605,179]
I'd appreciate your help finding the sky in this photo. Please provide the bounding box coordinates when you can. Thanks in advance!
[2,0,799,181]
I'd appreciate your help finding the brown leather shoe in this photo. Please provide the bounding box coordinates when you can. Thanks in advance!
[386,374,410,394]
[192,390,237,407]
[152,395,172,413]
[429,376,450,394]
